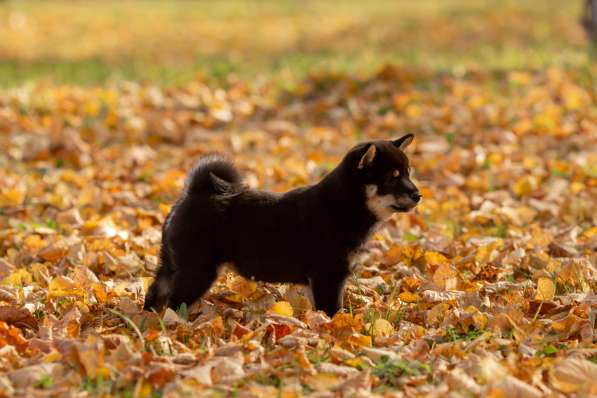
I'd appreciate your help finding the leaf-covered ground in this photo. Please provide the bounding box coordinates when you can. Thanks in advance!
[0,66,596,397]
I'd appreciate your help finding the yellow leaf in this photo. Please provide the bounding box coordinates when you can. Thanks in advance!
[424,251,448,266]
[42,350,63,363]
[583,227,597,239]
[136,381,153,398]
[228,275,257,298]
[270,301,294,317]
[405,104,421,118]
[92,283,108,303]
[347,333,372,347]
[329,312,364,332]
[0,188,25,207]
[142,277,153,293]
[371,318,394,338]
[402,245,423,265]
[535,277,555,301]
[399,291,419,303]
[47,192,69,210]
[509,71,532,85]
[159,202,172,216]
[475,240,503,264]
[570,182,584,194]
[23,235,45,251]
[158,169,185,192]
[426,303,450,326]
[464,306,488,330]
[48,276,86,298]
[345,357,369,369]
[561,84,587,110]
[1,269,33,287]
[512,176,537,196]
[513,118,533,135]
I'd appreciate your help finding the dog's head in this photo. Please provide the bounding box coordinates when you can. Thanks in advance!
[354,134,420,220]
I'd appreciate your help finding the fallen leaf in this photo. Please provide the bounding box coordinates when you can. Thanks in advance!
[535,277,555,301]
[47,276,85,298]
[550,358,597,394]
[370,318,394,338]
[270,301,294,317]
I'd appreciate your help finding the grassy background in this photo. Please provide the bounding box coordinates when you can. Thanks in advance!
[0,0,591,86]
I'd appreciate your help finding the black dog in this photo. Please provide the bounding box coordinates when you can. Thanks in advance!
[144,134,420,316]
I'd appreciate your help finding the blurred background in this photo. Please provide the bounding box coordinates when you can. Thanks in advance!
[0,0,593,86]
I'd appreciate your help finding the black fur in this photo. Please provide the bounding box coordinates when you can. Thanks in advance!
[144,136,420,316]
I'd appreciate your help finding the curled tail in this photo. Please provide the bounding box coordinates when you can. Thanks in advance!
[185,156,241,196]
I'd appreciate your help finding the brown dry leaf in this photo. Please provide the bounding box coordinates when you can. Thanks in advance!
[337,369,372,396]
[550,358,597,394]
[7,363,63,388]
[0,306,37,329]
[384,245,402,264]
[182,365,213,386]
[433,263,459,290]
[162,308,182,327]
[75,335,106,379]
[210,354,245,384]
[488,375,543,398]
[421,289,464,303]
[304,373,342,391]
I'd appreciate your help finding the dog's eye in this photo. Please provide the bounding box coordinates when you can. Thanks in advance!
[392,170,400,178]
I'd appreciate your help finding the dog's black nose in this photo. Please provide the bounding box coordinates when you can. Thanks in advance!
[410,192,421,202]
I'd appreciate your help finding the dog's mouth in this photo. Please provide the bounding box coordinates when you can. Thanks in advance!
[390,195,420,213]
[390,204,412,212]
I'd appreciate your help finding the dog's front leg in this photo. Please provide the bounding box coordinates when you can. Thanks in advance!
[310,265,349,317]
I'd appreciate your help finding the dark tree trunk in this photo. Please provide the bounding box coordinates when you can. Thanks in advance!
[582,0,597,42]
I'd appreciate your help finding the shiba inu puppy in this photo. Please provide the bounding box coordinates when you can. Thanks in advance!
[144,134,420,316]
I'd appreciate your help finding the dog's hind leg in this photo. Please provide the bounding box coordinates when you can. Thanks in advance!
[310,264,349,317]
[144,208,178,311]
[144,243,175,311]
[144,268,173,311]
[167,262,217,311]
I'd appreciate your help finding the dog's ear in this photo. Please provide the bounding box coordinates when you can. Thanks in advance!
[209,172,231,194]
[392,134,414,150]
[358,144,377,169]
